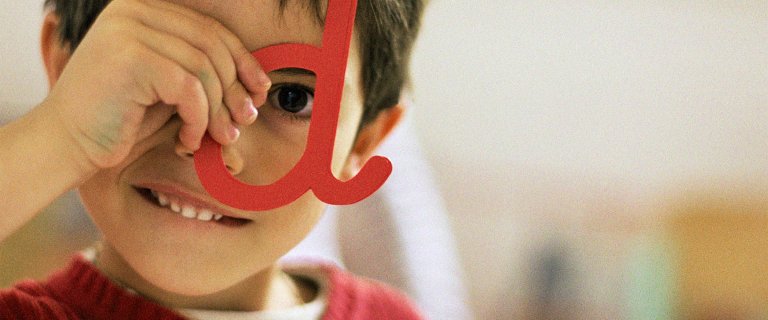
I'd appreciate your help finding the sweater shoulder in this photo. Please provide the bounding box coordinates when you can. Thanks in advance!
[323,266,424,320]
[0,280,79,319]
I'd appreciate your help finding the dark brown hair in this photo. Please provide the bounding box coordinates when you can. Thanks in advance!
[43,0,425,127]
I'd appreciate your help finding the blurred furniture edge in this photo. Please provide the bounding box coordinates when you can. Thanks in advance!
[668,188,768,320]
[628,184,768,320]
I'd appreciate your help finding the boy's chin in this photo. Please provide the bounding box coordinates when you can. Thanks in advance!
[124,249,272,298]
[145,269,234,297]
[138,262,240,296]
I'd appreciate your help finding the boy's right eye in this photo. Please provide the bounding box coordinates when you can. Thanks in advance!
[267,85,314,120]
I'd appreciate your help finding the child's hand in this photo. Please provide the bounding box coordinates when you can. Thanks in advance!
[45,0,270,171]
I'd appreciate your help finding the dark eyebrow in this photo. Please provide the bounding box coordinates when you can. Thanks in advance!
[271,68,316,76]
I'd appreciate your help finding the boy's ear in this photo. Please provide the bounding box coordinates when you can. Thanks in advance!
[341,104,405,181]
[40,11,71,89]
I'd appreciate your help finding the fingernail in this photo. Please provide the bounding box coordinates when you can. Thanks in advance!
[229,125,240,142]
[257,73,272,90]
[244,97,258,122]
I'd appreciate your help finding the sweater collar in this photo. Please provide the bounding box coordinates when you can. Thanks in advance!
[46,254,185,320]
[42,254,353,320]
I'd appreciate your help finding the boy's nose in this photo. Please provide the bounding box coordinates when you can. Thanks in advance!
[175,140,244,175]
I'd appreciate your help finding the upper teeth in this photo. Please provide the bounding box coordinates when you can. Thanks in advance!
[152,190,224,221]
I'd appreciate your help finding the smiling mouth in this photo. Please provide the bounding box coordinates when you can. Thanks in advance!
[135,187,252,227]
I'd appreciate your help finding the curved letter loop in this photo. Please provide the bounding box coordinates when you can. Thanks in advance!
[194,0,392,211]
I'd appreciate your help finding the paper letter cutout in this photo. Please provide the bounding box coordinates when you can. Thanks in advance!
[193,0,392,211]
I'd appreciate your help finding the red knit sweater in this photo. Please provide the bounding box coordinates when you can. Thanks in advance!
[0,256,423,319]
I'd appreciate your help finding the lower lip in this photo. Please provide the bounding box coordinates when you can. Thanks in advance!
[133,187,251,230]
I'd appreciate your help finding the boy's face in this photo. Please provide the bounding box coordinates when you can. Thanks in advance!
[76,0,369,296]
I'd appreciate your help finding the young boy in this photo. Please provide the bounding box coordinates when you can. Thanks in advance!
[0,0,425,318]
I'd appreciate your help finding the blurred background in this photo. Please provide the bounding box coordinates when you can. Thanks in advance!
[1,1,767,319]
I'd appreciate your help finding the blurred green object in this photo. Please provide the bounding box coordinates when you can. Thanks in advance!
[626,234,675,320]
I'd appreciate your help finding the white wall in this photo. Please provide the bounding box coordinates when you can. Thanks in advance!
[411,0,767,186]
[0,1,47,120]
[408,1,767,318]
[2,1,767,318]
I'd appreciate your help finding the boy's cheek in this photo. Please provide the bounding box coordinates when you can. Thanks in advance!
[329,103,364,177]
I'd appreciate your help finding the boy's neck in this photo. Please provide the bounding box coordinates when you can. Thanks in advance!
[91,242,316,311]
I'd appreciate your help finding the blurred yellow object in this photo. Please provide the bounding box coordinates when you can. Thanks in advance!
[666,189,768,320]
